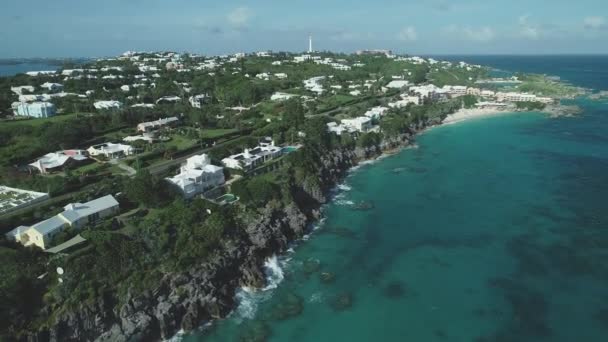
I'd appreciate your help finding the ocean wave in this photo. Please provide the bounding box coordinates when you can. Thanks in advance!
[337,183,352,191]
[262,255,285,291]
[335,200,354,206]
[231,255,289,323]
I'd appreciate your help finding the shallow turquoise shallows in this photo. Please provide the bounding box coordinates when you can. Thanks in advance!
[185,57,608,342]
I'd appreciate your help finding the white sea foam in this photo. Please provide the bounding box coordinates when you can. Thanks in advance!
[337,183,352,191]
[231,255,290,323]
[335,200,354,206]
[309,292,324,303]
[262,255,285,291]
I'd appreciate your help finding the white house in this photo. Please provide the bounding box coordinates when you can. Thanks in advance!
[222,140,282,170]
[156,96,181,104]
[41,82,64,92]
[94,100,123,110]
[271,92,298,101]
[5,195,120,250]
[304,76,325,94]
[30,150,89,174]
[11,86,35,95]
[136,117,179,132]
[14,102,56,118]
[410,85,439,101]
[189,94,209,108]
[389,95,420,109]
[341,117,373,133]
[166,154,225,199]
[26,70,56,77]
[87,143,135,159]
[386,80,410,89]
[364,106,389,119]
[274,73,288,79]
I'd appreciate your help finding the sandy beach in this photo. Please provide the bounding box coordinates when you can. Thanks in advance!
[443,107,511,124]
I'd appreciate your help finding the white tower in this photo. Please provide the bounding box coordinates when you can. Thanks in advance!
[308,35,313,53]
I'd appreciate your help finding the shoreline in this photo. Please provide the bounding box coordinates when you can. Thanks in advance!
[443,102,583,125]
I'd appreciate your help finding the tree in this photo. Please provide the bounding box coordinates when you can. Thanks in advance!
[462,95,478,109]
[123,170,161,207]
[283,99,305,129]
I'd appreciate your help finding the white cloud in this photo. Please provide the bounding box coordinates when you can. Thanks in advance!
[397,27,418,41]
[584,16,606,30]
[444,25,495,42]
[518,15,541,39]
[227,7,252,26]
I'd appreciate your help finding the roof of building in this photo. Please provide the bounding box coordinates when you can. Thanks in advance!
[58,195,119,225]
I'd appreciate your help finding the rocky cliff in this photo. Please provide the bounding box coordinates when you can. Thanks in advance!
[29,121,437,342]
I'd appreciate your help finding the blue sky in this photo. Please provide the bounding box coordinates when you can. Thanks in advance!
[1,0,607,58]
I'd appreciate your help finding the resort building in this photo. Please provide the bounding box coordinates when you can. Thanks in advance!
[221,140,282,170]
[14,102,56,118]
[166,154,225,199]
[5,195,120,250]
[94,100,123,110]
[410,85,440,101]
[29,150,89,174]
[496,92,554,104]
[136,116,179,132]
[87,143,135,159]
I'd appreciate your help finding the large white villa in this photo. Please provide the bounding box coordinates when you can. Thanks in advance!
[5,195,120,250]
[222,140,282,170]
[87,143,135,159]
[166,154,225,199]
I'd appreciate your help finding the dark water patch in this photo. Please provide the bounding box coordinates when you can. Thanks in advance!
[544,242,596,276]
[406,166,428,174]
[321,226,359,239]
[506,235,549,276]
[238,320,272,342]
[472,307,505,319]
[486,277,552,340]
[351,200,375,211]
[593,308,608,326]
[329,292,354,312]
[265,292,304,321]
[302,258,322,275]
[382,280,408,299]
[434,329,448,339]
[319,272,335,284]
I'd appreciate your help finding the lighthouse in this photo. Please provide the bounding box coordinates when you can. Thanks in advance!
[308,35,313,53]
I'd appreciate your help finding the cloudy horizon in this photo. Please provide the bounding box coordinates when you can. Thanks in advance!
[1,0,607,58]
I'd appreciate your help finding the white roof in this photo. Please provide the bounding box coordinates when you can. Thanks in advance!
[58,195,119,225]
[386,80,410,89]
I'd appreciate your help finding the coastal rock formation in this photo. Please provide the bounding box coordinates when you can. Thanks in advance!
[28,119,438,342]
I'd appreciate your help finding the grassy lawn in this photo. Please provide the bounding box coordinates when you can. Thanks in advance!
[317,94,357,111]
[200,128,238,139]
[0,112,89,127]
[71,162,109,176]
[166,134,198,150]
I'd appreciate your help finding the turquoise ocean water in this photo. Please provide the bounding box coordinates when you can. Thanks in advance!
[186,57,608,341]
